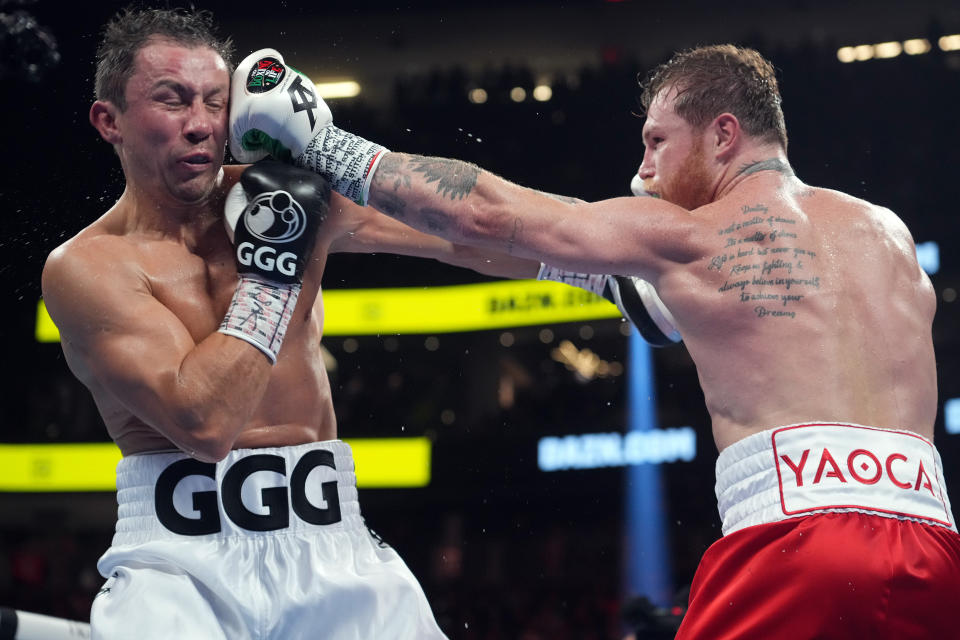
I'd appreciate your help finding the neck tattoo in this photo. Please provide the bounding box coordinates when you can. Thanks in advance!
[736,158,794,178]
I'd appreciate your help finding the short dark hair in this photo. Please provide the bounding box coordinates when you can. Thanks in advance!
[94,6,234,110]
[640,45,788,150]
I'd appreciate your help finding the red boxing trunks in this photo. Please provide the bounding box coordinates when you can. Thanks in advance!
[675,423,960,639]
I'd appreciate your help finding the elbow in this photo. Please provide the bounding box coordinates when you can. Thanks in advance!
[167,407,238,463]
[190,445,231,464]
[181,427,234,463]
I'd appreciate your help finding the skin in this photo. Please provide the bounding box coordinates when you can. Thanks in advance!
[41,39,537,462]
[366,86,938,451]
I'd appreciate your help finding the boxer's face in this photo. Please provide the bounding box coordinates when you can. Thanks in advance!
[637,88,714,210]
[116,39,229,205]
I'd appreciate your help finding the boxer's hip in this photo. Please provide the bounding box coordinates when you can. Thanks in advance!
[109,439,363,545]
[92,441,447,638]
[715,422,956,536]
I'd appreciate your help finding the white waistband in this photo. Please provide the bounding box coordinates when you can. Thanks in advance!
[715,423,956,536]
[112,440,363,545]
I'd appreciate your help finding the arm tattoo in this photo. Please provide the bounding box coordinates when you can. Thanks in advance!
[410,156,480,200]
[376,192,407,219]
[371,153,411,192]
[366,153,481,239]
[736,159,795,178]
[507,217,524,254]
[421,208,450,233]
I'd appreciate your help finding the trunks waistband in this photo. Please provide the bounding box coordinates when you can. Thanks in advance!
[715,423,956,536]
[111,440,363,545]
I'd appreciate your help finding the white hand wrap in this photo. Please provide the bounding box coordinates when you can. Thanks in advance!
[218,275,301,364]
[297,125,388,206]
[537,263,608,297]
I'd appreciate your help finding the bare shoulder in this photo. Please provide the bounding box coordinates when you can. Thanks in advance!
[44,222,139,283]
[42,223,146,332]
[801,184,915,244]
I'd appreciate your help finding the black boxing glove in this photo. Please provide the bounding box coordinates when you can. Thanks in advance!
[218,160,330,363]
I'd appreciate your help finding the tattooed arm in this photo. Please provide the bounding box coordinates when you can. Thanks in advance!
[364,152,702,280]
[325,191,539,279]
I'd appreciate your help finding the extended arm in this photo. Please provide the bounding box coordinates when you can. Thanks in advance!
[326,191,539,279]
[364,152,699,280]
[229,49,702,283]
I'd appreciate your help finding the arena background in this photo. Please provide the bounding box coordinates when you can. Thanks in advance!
[2,0,959,637]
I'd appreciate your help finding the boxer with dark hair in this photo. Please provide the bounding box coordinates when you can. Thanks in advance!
[233,43,960,637]
[43,7,557,639]
[45,7,673,638]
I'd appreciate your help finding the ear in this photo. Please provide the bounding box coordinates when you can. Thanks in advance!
[710,113,741,161]
[89,100,122,145]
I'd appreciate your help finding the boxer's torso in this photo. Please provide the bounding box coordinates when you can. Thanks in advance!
[657,173,938,451]
[59,165,340,455]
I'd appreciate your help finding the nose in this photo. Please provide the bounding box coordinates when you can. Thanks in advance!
[637,150,655,180]
[183,101,215,144]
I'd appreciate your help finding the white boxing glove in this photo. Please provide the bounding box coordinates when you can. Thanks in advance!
[630,173,660,198]
[537,264,682,347]
[230,48,389,205]
[229,49,332,163]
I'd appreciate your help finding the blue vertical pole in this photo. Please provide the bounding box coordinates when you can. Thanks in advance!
[624,330,673,606]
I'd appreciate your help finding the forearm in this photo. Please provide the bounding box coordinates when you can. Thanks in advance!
[367,152,533,255]
[157,162,326,461]
[443,244,540,278]
[330,201,540,279]
[163,332,274,461]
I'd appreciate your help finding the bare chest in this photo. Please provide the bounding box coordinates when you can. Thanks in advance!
[141,242,240,342]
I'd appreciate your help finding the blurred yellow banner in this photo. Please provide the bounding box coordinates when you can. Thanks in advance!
[36,279,618,341]
[0,438,431,492]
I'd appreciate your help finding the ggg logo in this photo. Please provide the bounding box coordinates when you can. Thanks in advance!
[243,190,306,243]
[236,243,297,276]
[154,451,342,535]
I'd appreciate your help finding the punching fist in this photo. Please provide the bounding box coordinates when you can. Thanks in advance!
[218,161,330,363]
[224,159,330,285]
[229,49,331,164]
[230,48,389,205]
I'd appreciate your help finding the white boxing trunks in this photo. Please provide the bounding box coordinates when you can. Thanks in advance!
[90,441,447,640]
[676,423,960,639]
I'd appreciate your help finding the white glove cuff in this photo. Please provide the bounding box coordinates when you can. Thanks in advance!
[218,275,301,364]
[620,278,682,343]
[537,263,607,297]
[297,125,388,206]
